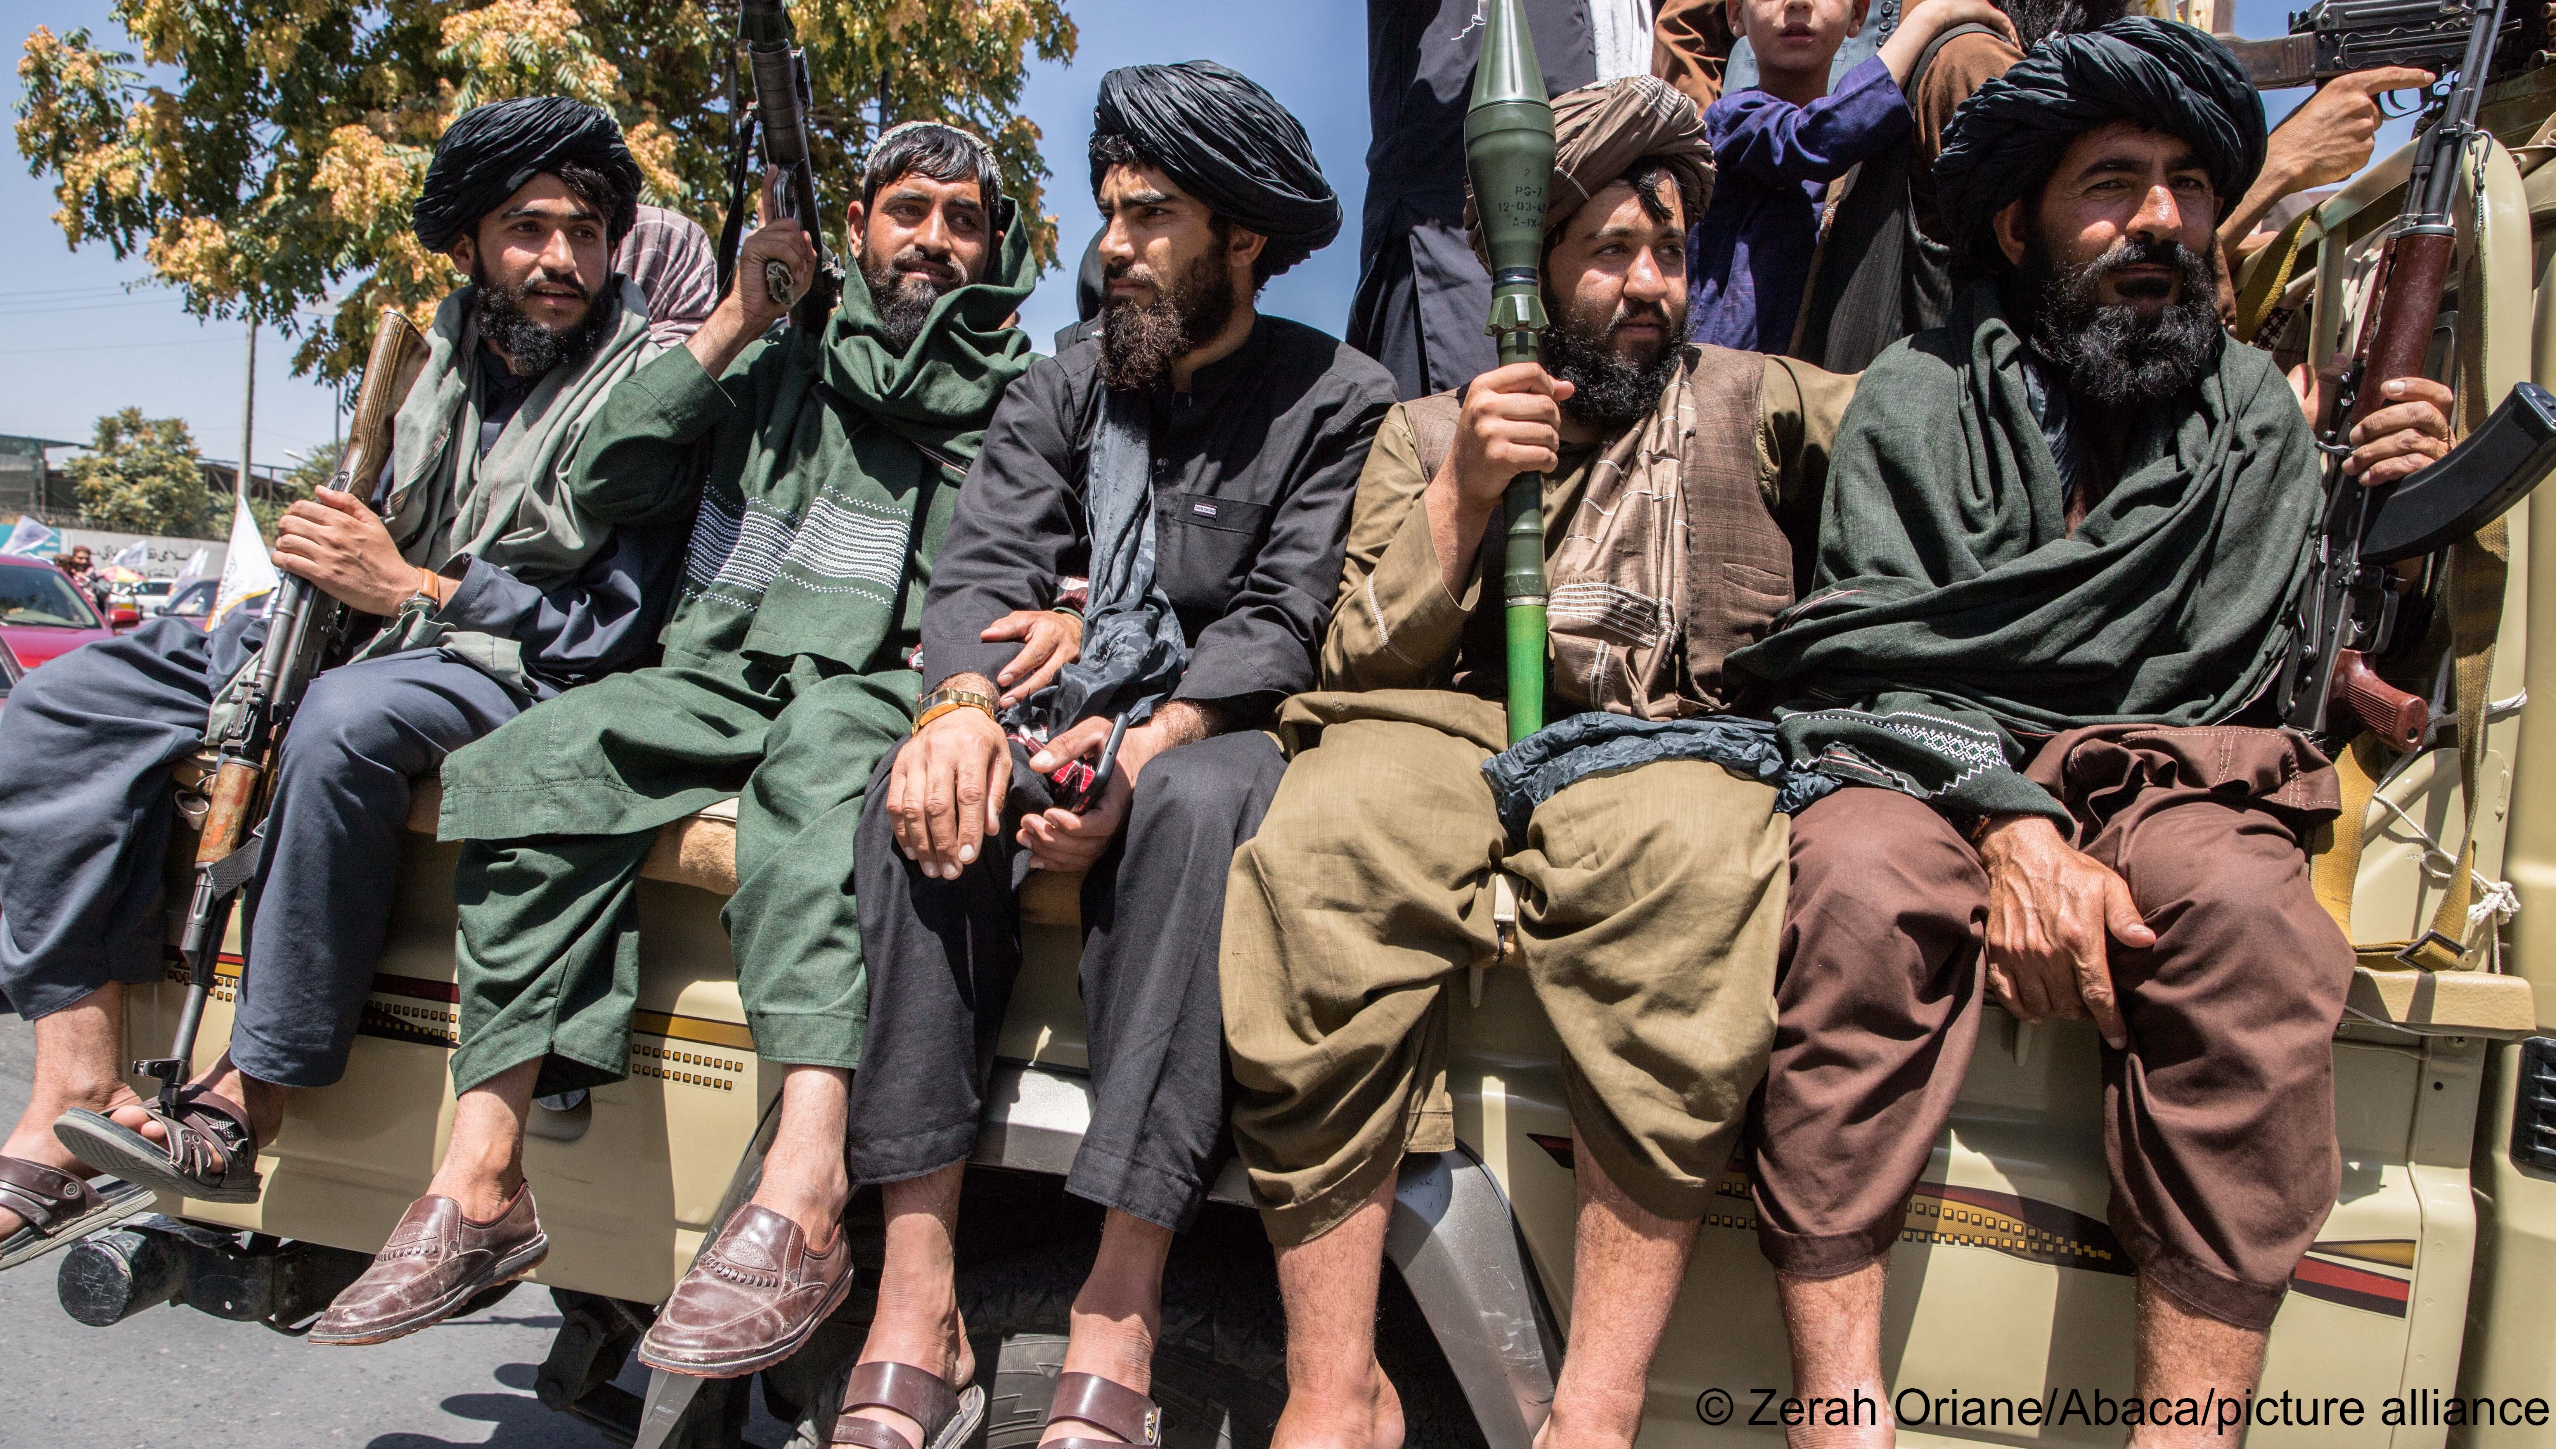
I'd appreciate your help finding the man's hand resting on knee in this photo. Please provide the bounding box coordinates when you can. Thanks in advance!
[1975,814,2152,1050]
[888,675,1013,880]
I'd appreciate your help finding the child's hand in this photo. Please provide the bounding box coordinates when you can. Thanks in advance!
[1910,0,2015,44]
[1881,0,2015,88]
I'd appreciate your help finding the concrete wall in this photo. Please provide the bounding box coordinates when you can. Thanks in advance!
[48,526,227,580]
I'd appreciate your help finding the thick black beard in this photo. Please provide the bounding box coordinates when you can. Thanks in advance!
[472,261,615,377]
[1540,291,1688,429]
[1096,238,1236,392]
[860,242,968,354]
[2010,235,2224,410]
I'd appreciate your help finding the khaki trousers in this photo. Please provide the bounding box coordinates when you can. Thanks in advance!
[1222,691,1787,1245]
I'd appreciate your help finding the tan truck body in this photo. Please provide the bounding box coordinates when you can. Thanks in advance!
[118,81,2556,1449]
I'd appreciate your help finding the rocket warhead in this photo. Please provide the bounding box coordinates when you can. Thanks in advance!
[1465,0,1555,344]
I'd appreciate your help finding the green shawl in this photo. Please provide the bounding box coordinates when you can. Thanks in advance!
[1727,281,2322,826]
[367,277,657,686]
[670,204,1037,671]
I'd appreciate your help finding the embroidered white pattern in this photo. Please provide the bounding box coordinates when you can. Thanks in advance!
[1548,582,1674,649]
[683,494,797,596]
[781,493,910,594]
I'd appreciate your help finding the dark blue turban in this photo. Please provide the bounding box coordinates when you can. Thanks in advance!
[414,97,644,253]
[1091,61,1341,280]
[1932,17,2267,277]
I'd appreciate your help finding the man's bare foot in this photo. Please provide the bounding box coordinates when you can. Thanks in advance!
[1271,1360,1404,1449]
[1,1081,143,1240]
[845,1306,978,1447]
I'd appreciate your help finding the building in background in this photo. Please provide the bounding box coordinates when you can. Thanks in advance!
[0,435,79,519]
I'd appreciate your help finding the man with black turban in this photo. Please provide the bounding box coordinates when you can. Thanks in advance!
[1222,73,1865,1449]
[313,120,1040,1364]
[2,95,680,1269]
[1728,19,2456,1436]
[819,62,1392,1449]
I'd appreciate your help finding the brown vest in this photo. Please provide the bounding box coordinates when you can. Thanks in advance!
[1399,346,1793,712]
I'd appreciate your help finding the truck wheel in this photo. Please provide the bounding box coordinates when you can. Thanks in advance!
[961,1241,1482,1449]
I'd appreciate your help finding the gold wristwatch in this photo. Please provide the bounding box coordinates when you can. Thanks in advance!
[913,686,998,732]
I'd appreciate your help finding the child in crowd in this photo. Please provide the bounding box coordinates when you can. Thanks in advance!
[1689,0,2014,352]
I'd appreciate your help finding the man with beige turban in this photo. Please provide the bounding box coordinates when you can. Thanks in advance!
[1223,75,1856,1449]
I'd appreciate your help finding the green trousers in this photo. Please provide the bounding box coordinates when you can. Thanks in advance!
[438,650,911,1096]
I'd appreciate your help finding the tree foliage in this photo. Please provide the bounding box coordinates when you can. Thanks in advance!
[66,407,214,540]
[17,1,1077,386]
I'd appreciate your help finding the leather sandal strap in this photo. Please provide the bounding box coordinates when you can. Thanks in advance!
[0,1156,93,1233]
[1045,1373,1161,1447]
[833,1416,925,1449]
[842,1360,960,1438]
[157,1087,256,1187]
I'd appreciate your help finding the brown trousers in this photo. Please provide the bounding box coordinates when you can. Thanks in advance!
[1749,725,2350,1331]
[1223,692,1787,1245]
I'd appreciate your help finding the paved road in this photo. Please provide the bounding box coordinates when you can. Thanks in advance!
[0,1013,792,1448]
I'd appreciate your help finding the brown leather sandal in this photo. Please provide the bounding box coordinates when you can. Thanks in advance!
[831,1359,987,1449]
[0,1156,149,1271]
[1038,1372,1164,1449]
[54,1087,262,1204]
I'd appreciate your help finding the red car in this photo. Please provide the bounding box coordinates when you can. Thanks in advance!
[0,552,126,668]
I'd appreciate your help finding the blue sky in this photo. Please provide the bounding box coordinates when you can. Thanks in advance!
[0,0,2405,472]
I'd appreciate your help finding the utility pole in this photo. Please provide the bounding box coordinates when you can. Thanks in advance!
[239,319,258,501]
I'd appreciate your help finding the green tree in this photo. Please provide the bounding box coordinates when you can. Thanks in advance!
[66,407,214,540]
[16,0,1076,386]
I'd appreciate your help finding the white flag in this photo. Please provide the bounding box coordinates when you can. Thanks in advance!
[212,490,279,623]
[178,547,211,582]
[3,516,61,558]
[110,540,148,571]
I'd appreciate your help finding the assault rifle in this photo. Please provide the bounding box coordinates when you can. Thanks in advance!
[142,309,430,1115]
[2220,0,2537,92]
[738,0,843,334]
[2273,0,2555,753]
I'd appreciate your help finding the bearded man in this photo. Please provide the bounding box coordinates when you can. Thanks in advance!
[1730,22,2454,1445]
[0,97,677,1265]
[312,121,1038,1347]
[810,64,1394,1449]
[1226,75,1857,1449]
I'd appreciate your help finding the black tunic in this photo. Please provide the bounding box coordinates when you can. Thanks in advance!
[1347,0,1600,399]
[920,315,1396,720]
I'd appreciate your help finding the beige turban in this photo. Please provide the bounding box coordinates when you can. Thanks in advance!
[1463,74,1716,271]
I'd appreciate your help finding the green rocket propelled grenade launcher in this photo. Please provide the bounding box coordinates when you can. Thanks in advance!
[1466,0,1555,981]
[1466,0,1557,744]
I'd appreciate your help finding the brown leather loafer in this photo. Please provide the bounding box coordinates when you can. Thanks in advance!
[308,1185,547,1346]
[639,1203,853,1377]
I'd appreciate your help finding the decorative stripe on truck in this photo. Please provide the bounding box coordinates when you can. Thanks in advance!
[1525,1134,2415,1313]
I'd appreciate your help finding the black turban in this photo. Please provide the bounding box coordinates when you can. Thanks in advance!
[1091,61,1340,279]
[414,96,644,253]
[1931,17,2266,278]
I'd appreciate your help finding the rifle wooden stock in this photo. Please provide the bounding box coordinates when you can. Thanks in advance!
[194,760,263,865]
[334,310,431,500]
[2334,649,2430,752]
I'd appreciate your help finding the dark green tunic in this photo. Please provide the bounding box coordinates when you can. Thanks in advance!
[1728,282,2322,828]
[437,224,1037,1095]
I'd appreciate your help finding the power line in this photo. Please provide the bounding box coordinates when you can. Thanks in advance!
[0,336,235,356]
